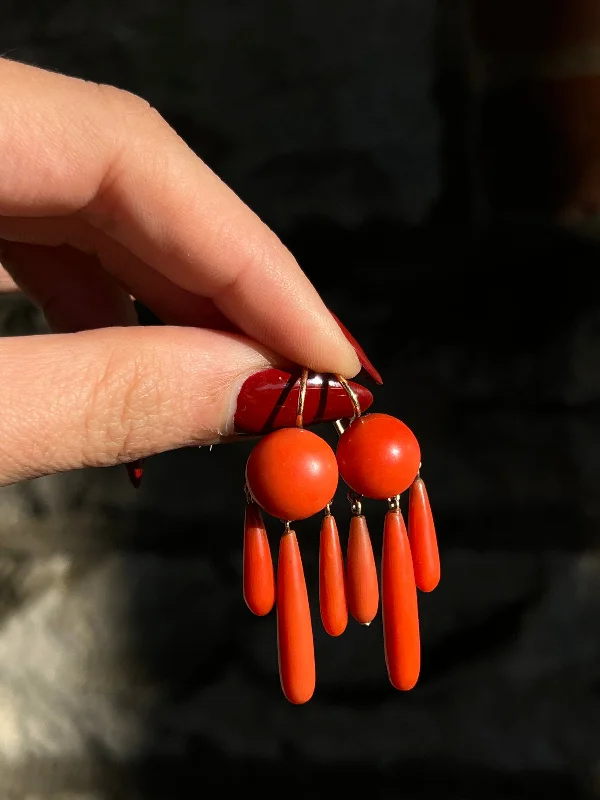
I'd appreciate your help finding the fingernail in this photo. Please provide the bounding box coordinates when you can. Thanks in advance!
[234,369,374,435]
[125,459,144,489]
[328,310,383,385]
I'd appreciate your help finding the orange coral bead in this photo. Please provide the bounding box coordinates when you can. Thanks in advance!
[382,510,420,691]
[277,530,316,704]
[246,428,338,521]
[346,514,379,625]
[319,513,348,636]
[243,503,276,616]
[336,414,421,500]
[408,478,440,592]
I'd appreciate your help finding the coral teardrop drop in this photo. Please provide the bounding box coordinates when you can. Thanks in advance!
[408,478,440,592]
[346,515,379,625]
[277,530,316,704]
[382,510,420,691]
[243,503,276,616]
[319,514,348,636]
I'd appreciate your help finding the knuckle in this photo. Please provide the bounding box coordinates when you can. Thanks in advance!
[95,82,167,134]
[85,84,175,224]
[81,341,173,466]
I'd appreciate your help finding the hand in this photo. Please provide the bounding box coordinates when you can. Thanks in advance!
[0,58,360,486]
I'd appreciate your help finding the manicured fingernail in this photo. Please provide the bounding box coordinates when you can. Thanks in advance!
[234,369,374,435]
[125,459,144,489]
[328,310,383,385]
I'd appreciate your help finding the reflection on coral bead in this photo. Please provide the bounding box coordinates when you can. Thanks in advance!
[246,428,339,521]
[336,413,421,500]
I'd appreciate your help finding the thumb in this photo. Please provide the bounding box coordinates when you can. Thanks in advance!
[0,326,277,486]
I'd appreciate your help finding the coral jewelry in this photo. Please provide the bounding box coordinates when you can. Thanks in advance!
[243,366,440,704]
[123,313,439,704]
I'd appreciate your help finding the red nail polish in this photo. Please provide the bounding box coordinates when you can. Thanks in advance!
[329,310,383,385]
[234,369,374,435]
[126,459,144,489]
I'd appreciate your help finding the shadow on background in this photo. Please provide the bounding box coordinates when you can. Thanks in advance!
[128,218,600,799]
[2,0,600,797]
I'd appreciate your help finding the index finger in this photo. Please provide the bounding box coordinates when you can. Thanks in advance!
[0,58,360,377]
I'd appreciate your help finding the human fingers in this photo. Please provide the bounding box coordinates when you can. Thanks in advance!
[1,241,137,333]
[0,238,235,332]
[0,325,280,486]
[0,58,360,376]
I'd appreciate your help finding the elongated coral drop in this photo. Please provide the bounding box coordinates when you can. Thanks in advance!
[277,530,316,704]
[346,515,379,625]
[382,510,420,691]
[319,513,348,636]
[408,477,440,592]
[243,502,275,616]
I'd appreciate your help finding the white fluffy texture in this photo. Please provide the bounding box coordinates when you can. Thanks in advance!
[0,549,597,773]
[0,297,599,799]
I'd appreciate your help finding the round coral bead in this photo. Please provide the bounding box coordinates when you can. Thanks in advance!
[246,428,339,521]
[336,413,421,500]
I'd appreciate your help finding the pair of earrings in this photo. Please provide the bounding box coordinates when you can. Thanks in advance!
[242,368,440,704]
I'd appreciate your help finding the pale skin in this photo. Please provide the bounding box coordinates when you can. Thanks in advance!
[0,58,360,487]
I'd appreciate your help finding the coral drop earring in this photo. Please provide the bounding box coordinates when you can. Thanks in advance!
[277,526,316,704]
[319,510,348,637]
[408,476,440,592]
[382,498,420,691]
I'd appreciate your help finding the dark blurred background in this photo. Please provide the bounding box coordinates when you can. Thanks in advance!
[1,0,600,798]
